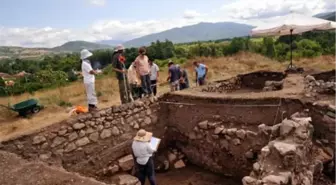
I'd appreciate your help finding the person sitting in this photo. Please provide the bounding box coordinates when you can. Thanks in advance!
[132,129,157,185]
[176,64,189,90]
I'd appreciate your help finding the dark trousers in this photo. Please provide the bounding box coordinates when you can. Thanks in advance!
[118,79,131,104]
[150,80,157,96]
[140,74,152,95]
[130,84,143,100]
[136,157,156,185]
[197,77,206,86]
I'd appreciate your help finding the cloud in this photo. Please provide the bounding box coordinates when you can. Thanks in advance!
[88,0,106,6]
[220,0,334,19]
[183,10,201,19]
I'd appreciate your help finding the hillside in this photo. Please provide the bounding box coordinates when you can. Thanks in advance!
[51,41,112,52]
[315,11,335,21]
[123,22,254,47]
[96,40,124,46]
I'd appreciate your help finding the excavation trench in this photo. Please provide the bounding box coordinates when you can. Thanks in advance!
[0,71,335,185]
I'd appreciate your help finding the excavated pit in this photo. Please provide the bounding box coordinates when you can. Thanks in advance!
[0,70,335,185]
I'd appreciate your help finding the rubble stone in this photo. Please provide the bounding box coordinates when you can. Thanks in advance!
[174,160,186,169]
[214,126,224,134]
[198,120,208,129]
[100,129,112,139]
[73,123,85,130]
[75,137,90,147]
[118,155,134,171]
[236,129,246,139]
[32,136,46,145]
[117,174,139,185]
[68,132,78,141]
[112,126,120,136]
[51,137,66,148]
[89,132,99,142]
[64,143,77,153]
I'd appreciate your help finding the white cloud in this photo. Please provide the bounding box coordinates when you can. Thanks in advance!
[88,0,106,6]
[183,10,201,19]
[0,0,334,48]
[220,0,334,19]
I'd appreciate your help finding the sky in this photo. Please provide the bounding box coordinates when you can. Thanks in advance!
[0,0,335,48]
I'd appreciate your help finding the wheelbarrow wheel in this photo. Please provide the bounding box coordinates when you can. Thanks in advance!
[31,106,40,114]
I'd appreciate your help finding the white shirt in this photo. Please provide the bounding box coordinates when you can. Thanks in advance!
[132,140,155,165]
[81,60,95,83]
[150,63,159,81]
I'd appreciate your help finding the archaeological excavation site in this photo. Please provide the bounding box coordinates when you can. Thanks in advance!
[0,70,335,185]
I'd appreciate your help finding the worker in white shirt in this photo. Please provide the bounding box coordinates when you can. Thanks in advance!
[80,49,101,112]
[149,60,159,96]
[132,129,157,185]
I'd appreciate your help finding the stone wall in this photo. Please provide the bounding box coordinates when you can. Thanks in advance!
[160,94,304,179]
[1,97,166,180]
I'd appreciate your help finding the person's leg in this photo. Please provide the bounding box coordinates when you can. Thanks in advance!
[151,80,157,96]
[140,75,149,95]
[118,80,127,104]
[147,75,152,95]
[146,158,157,185]
[136,163,146,185]
[85,83,98,111]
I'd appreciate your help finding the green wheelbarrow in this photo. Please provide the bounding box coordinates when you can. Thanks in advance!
[0,99,44,117]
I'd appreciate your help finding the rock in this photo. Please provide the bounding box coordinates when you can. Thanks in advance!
[253,162,260,172]
[41,142,49,149]
[51,137,66,148]
[189,132,196,140]
[225,135,232,140]
[280,119,296,136]
[108,165,119,174]
[258,124,270,135]
[75,137,90,147]
[144,117,151,125]
[117,174,139,185]
[326,111,335,118]
[73,123,86,130]
[97,125,104,131]
[208,122,219,129]
[133,123,140,129]
[214,126,224,134]
[79,130,86,137]
[261,146,270,156]
[100,129,112,139]
[68,132,78,141]
[39,153,51,160]
[328,104,336,113]
[112,126,120,136]
[227,128,237,136]
[236,129,246,139]
[305,75,315,82]
[32,135,46,145]
[198,120,208,129]
[118,155,134,171]
[273,141,296,156]
[220,139,229,150]
[232,138,241,145]
[104,121,111,128]
[85,127,95,134]
[271,124,281,137]
[174,160,186,169]
[212,135,219,139]
[262,172,291,184]
[58,128,67,136]
[64,143,77,153]
[245,151,254,159]
[242,176,257,185]
[168,152,177,163]
[89,132,99,142]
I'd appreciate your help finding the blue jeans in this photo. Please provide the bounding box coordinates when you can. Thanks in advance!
[136,157,156,185]
[140,74,152,95]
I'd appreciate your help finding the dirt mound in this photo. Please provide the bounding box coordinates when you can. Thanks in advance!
[0,150,107,185]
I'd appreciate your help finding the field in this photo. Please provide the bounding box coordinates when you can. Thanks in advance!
[0,52,335,142]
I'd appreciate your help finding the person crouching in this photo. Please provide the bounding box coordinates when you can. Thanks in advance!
[132,129,157,185]
[128,62,143,100]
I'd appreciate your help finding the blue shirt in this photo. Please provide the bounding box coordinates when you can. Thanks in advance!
[195,64,206,79]
[169,65,181,83]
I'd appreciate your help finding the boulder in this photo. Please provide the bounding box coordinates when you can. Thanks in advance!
[73,123,86,130]
[280,119,296,136]
[32,136,46,145]
[198,120,208,129]
[75,137,90,147]
[100,129,112,139]
[174,160,186,169]
[118,155,134,171]
[273,141,296,156]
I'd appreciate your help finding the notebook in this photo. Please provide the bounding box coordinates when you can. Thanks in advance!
[150,137,161,151]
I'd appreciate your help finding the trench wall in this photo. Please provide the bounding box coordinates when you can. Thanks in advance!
[1,97,166,180]
[160,94,305,179]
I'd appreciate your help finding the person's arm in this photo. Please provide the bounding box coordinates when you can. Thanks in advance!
[84,63,97,75]
[204,64,208,77]
[166,69,171,82]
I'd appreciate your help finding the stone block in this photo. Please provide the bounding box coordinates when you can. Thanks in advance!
[75,137,90,147]
[32,135,46,145]
[118,155,134,171]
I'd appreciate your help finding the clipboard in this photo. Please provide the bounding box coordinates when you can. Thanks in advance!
[150,137,161,151]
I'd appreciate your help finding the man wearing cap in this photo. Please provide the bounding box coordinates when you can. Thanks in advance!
[112,44,131,104]
[80,49,100,112]
[132,129,157,185]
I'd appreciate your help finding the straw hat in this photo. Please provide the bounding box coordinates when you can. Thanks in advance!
[134,129,153,142]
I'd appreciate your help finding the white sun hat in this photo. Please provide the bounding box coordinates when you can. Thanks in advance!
[80,49,93,60]
[114,44,125,52]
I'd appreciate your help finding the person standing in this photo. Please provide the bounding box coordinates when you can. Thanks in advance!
[127,62,142,100]
[176,65,189,90]
[135,47,152,96]
[112,44,131,104]
[166,61,181,92]
[149,60,159,96]
[193,61,208,86]
[132,129,157,185]
[80,49,100,112]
